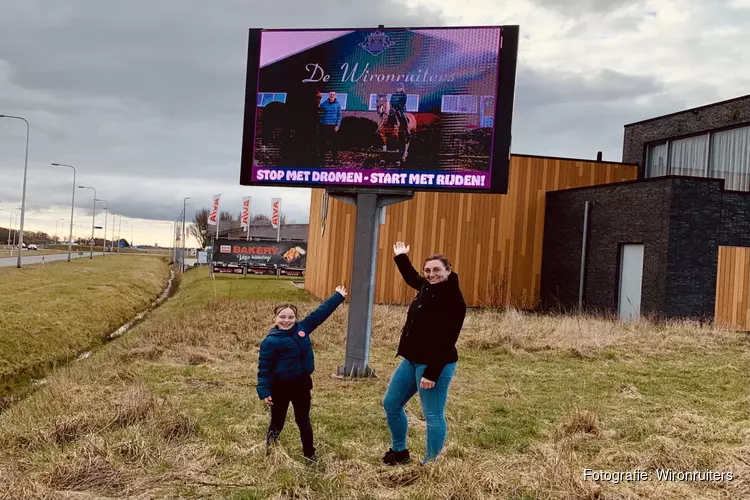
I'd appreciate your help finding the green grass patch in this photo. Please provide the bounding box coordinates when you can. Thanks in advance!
[0,255,170,401]
[164,268,309,312]
[0,268,747,499]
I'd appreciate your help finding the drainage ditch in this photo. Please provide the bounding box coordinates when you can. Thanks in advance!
[1,266,178,412]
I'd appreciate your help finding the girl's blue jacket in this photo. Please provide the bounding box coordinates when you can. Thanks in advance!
[257,292,345,399]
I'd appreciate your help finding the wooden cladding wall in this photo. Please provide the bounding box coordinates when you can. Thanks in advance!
[715,246,750,331]
[305,155,638,308]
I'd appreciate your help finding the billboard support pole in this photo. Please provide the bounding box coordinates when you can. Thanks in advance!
[329,188,413,379]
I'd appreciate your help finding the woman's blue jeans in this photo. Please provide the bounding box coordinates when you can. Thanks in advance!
[382,358,457,463]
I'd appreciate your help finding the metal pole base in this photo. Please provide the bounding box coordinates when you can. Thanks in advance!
[327,188,413,383]
[333,364,377,379]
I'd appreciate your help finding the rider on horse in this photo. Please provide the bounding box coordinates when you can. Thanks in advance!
[389,83,410,140]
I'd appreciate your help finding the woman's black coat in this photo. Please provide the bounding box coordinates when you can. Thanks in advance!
[393,253,467,381]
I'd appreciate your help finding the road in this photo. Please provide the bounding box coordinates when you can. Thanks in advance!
[0,251,177,268]
[0,252,101,267]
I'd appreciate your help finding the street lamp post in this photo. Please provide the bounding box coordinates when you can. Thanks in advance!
[7,207,20,253]
[59,218,66,245]
[173,218,180,264]
[95,199,108,257]
[0,114,30,268]
[182,197,190,272]
[8,208,16,247]
[51,163,76,262]
[54,218,66,244]
[118,216,122,253]
[111,213,116,255]
[12,212,20,247]
[78,186,96,259]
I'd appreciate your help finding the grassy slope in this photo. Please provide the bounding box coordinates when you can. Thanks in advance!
[0,268,747,499]
[0,255,170,401]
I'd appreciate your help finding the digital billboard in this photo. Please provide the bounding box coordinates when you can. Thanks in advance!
[240,25,518,193]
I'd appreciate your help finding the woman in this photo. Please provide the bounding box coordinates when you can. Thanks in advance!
[382,241,467,465]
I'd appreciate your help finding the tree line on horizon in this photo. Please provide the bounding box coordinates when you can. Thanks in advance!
[0,227,132,247]
[0,227,53,245]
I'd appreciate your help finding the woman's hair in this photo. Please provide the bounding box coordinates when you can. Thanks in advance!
[423,254,452,272]
[274,303,298,317]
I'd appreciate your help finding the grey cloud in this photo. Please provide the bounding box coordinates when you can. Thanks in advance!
[0,0,445,226]
[1,171,313,226]
[527,0,638,16]
[1,0,748,238]
[514,66,665,110]
[1,0,445,118]
[509,65,722,161]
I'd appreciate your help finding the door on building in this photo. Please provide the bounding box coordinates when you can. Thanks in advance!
[618,244,644,321]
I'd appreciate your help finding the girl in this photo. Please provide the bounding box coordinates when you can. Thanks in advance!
[257,286,346,461]
[382,241,467,465]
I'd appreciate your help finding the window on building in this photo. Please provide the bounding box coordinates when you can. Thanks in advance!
[257,93,287,107]
[709,125,750,191]
[368,94,419,112]
[668,134,709,177]
[480,96,495,127]
[644,124,750,191]
[441,95,478,114]
[333,93,348,110]
[646,142,668,177]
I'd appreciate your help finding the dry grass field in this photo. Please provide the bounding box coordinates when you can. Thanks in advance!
[0,255,170,405]
[0,268,748,499]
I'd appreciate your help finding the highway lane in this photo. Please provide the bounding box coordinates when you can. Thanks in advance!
[0,251,177,268]
[0,251,100,267]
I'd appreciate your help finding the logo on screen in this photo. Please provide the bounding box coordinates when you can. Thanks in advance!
[359,31,395,56]
[220,245,231,253]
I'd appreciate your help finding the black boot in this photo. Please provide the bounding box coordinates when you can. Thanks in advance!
[266,429,280,456]
[382,448,410,465]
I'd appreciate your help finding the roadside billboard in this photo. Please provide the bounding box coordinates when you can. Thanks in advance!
[240,25,518,194]
[211,239,307,268]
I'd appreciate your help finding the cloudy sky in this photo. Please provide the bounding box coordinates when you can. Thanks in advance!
[1,0,748,246]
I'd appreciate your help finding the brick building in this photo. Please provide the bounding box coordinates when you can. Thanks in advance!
[541,94,750,329]
[622,93,750,186]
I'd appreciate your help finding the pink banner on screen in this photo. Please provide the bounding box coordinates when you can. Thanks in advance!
[253,166,489,189]
[260,30,354,67]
